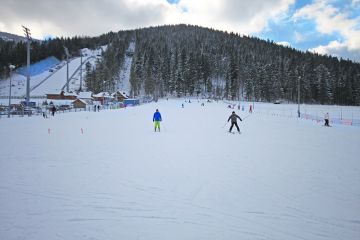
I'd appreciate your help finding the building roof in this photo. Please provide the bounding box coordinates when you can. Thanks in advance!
[93,92,113,98]
[63,91,77,97]
[73,99,92,105]
[77,91,93,99]
[46,91,77,97]
[112,91,129,98]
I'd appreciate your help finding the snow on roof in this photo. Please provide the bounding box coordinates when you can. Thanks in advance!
[77,91,93,99]
[93,92,113,98]
[93,92,105,97]
[112,91,129,98]
[63,92,77,96]
[73,99,92,105]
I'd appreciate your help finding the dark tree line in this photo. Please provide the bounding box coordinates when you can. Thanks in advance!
[85,31,132,93]
[128,25,360,105]
[2,24,360,105]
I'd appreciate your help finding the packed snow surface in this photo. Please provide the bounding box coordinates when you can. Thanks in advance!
[0,99,359,240]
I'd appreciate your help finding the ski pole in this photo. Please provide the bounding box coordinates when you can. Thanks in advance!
[242,114,251,121]
[222,121,229,128]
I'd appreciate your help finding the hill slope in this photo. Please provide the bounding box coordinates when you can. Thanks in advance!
[0,100,359,239]
[125,25,360,105]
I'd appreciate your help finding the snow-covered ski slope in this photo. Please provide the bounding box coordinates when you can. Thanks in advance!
[118,41,135,94]
[0,99,359,240]
[0,48,104,97]
[30,56,94,95]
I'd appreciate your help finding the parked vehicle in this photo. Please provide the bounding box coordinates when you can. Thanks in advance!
[58,105,71,111]
[274,99,285,104]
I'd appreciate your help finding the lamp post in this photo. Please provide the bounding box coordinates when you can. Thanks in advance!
[63,46,70,92]
[297,76,301,118]
[252,84,255,110]
[8,65,16,118]
[79,52,83,91]
[22,26,31,105]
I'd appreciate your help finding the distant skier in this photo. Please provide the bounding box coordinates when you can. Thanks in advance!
[51,106,56,116]
[182,103,184,108]
[249,105,253,113]
[42,107,48,118]
[324,112,330,126]
[97,105,100,112]
[228,111,242,133]
[153,109,162,132]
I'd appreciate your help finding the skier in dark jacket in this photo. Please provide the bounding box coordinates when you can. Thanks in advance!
[51,106,56,116]
[228,111,242,133]
[153,109,162,132]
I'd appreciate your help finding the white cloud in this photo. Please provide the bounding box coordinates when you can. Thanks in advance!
[309,41,355,60]
[293,0,360,62]
[294,31,305,43]
[0,0,295,39]
[177,0,295,35]
[277,41,291,47]
[352,0,360,6]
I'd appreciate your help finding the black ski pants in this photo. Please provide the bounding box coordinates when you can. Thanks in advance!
[325,119,329,126]
[229,122,240,132]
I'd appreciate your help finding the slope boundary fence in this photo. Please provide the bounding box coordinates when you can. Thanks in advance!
[222,100,360,127]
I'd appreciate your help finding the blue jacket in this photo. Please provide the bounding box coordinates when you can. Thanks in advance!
[153,111,162,121]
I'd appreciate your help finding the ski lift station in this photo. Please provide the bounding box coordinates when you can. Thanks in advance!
[124,98,139,106]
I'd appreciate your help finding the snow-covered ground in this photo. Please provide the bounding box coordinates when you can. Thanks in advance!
[117,42,135,94]
[30,56,94,95]
[118,55,132,94]
[0,99,359,240]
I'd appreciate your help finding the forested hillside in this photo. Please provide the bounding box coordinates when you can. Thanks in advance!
[1,24,359,105]
[129,25,360,105]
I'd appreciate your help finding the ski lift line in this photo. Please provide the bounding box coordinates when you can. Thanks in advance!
[61,56,95,91]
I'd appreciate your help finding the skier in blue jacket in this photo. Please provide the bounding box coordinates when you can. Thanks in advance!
[153,109,162,132]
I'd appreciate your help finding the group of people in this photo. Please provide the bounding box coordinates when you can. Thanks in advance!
[152,108,332,133]
[42,106,57,118]
[228,104,252,113]
[152,109,243,133]
[94,105,101,112]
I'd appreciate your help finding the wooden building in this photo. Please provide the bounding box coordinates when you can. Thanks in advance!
[46,91,77,100]
[112,91,128,102]
[72,99,90,109]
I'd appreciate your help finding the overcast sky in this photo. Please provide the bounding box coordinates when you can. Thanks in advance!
[0,0,359,62]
